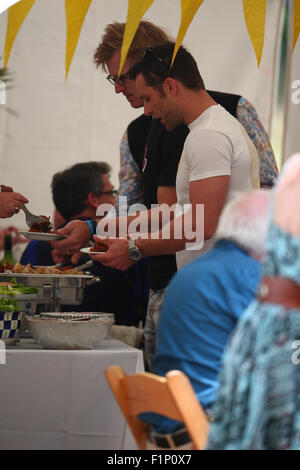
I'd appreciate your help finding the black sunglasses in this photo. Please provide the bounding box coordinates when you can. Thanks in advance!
[106,72,130,86]
[143,46,171,69]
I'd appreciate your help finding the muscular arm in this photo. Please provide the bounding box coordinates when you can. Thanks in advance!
[135,175,229,256]
[190,175,229,238]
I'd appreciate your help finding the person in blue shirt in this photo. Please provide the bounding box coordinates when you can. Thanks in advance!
[141,188,271,448]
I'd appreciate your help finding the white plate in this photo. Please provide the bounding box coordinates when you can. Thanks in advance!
[19,231,66,241]
[80,247,106,255]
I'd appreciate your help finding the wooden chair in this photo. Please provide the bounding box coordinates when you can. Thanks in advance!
[105,365,209,450]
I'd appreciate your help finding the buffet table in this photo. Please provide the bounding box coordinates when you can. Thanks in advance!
[0,338,144,450]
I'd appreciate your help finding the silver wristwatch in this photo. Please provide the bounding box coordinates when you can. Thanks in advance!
[128,239,143,261]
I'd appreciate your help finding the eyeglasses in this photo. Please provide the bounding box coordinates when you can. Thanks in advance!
[99,190,118,197]
[106,72,130,86]
[143,46,170,69]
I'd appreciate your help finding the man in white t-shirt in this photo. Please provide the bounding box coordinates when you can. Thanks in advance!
[108,41,259,269]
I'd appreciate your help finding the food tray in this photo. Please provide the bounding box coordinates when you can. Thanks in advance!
[0,271,95,311]
[0,293,37,316]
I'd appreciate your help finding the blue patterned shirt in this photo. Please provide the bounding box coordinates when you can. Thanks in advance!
[207,222,300,450]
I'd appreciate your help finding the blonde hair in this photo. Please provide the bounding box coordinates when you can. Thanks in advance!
[94,21,169,71]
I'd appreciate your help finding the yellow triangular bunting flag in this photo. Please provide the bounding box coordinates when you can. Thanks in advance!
[118,0,154,76]
[243,0,267,67]
[293,0,300,51]
[65,0,92,80]
[172,0,205,66]
[4,0,35,68]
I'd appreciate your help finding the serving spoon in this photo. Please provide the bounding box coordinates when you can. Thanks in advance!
[21,204,53,230]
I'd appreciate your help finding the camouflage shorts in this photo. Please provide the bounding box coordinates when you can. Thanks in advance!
[144,288,166,370]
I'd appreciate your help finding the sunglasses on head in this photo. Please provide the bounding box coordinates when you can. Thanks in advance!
[143,46,171,69]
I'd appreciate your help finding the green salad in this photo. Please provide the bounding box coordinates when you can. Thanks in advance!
[0,278,38,296]
[0,298,20,312]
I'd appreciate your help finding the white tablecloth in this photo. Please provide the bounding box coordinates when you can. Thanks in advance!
[0,338,144,450]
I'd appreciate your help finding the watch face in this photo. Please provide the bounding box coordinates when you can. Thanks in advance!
[131,249,140,260]
[129,240,142,260]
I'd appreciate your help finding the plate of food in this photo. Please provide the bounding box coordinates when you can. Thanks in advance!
[81,240,108,256]
[19,231,66,241]
[11,263,84,275]
[80,247,107,255]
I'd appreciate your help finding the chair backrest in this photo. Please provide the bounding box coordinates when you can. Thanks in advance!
[105,365,209,450]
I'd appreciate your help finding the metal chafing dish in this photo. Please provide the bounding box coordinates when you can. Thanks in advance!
[0,261,99,312]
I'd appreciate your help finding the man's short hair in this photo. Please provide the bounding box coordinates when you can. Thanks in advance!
[51,161,111,221]
[94,21,169,72]
[129,41,205,93]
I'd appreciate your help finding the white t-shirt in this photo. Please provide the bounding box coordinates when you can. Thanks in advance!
[176,104,260,269]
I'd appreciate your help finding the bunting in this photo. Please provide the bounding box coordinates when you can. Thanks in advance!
[4,0,35,68]
[1,0,299,77]
[65,0,93,79]
[171,0,205,66]
[242,0,267,67]
[118,0,154,76]
[293,0,300,51]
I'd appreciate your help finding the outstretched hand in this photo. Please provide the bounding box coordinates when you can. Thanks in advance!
[51,219,91,265]
[0,191,28,219]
